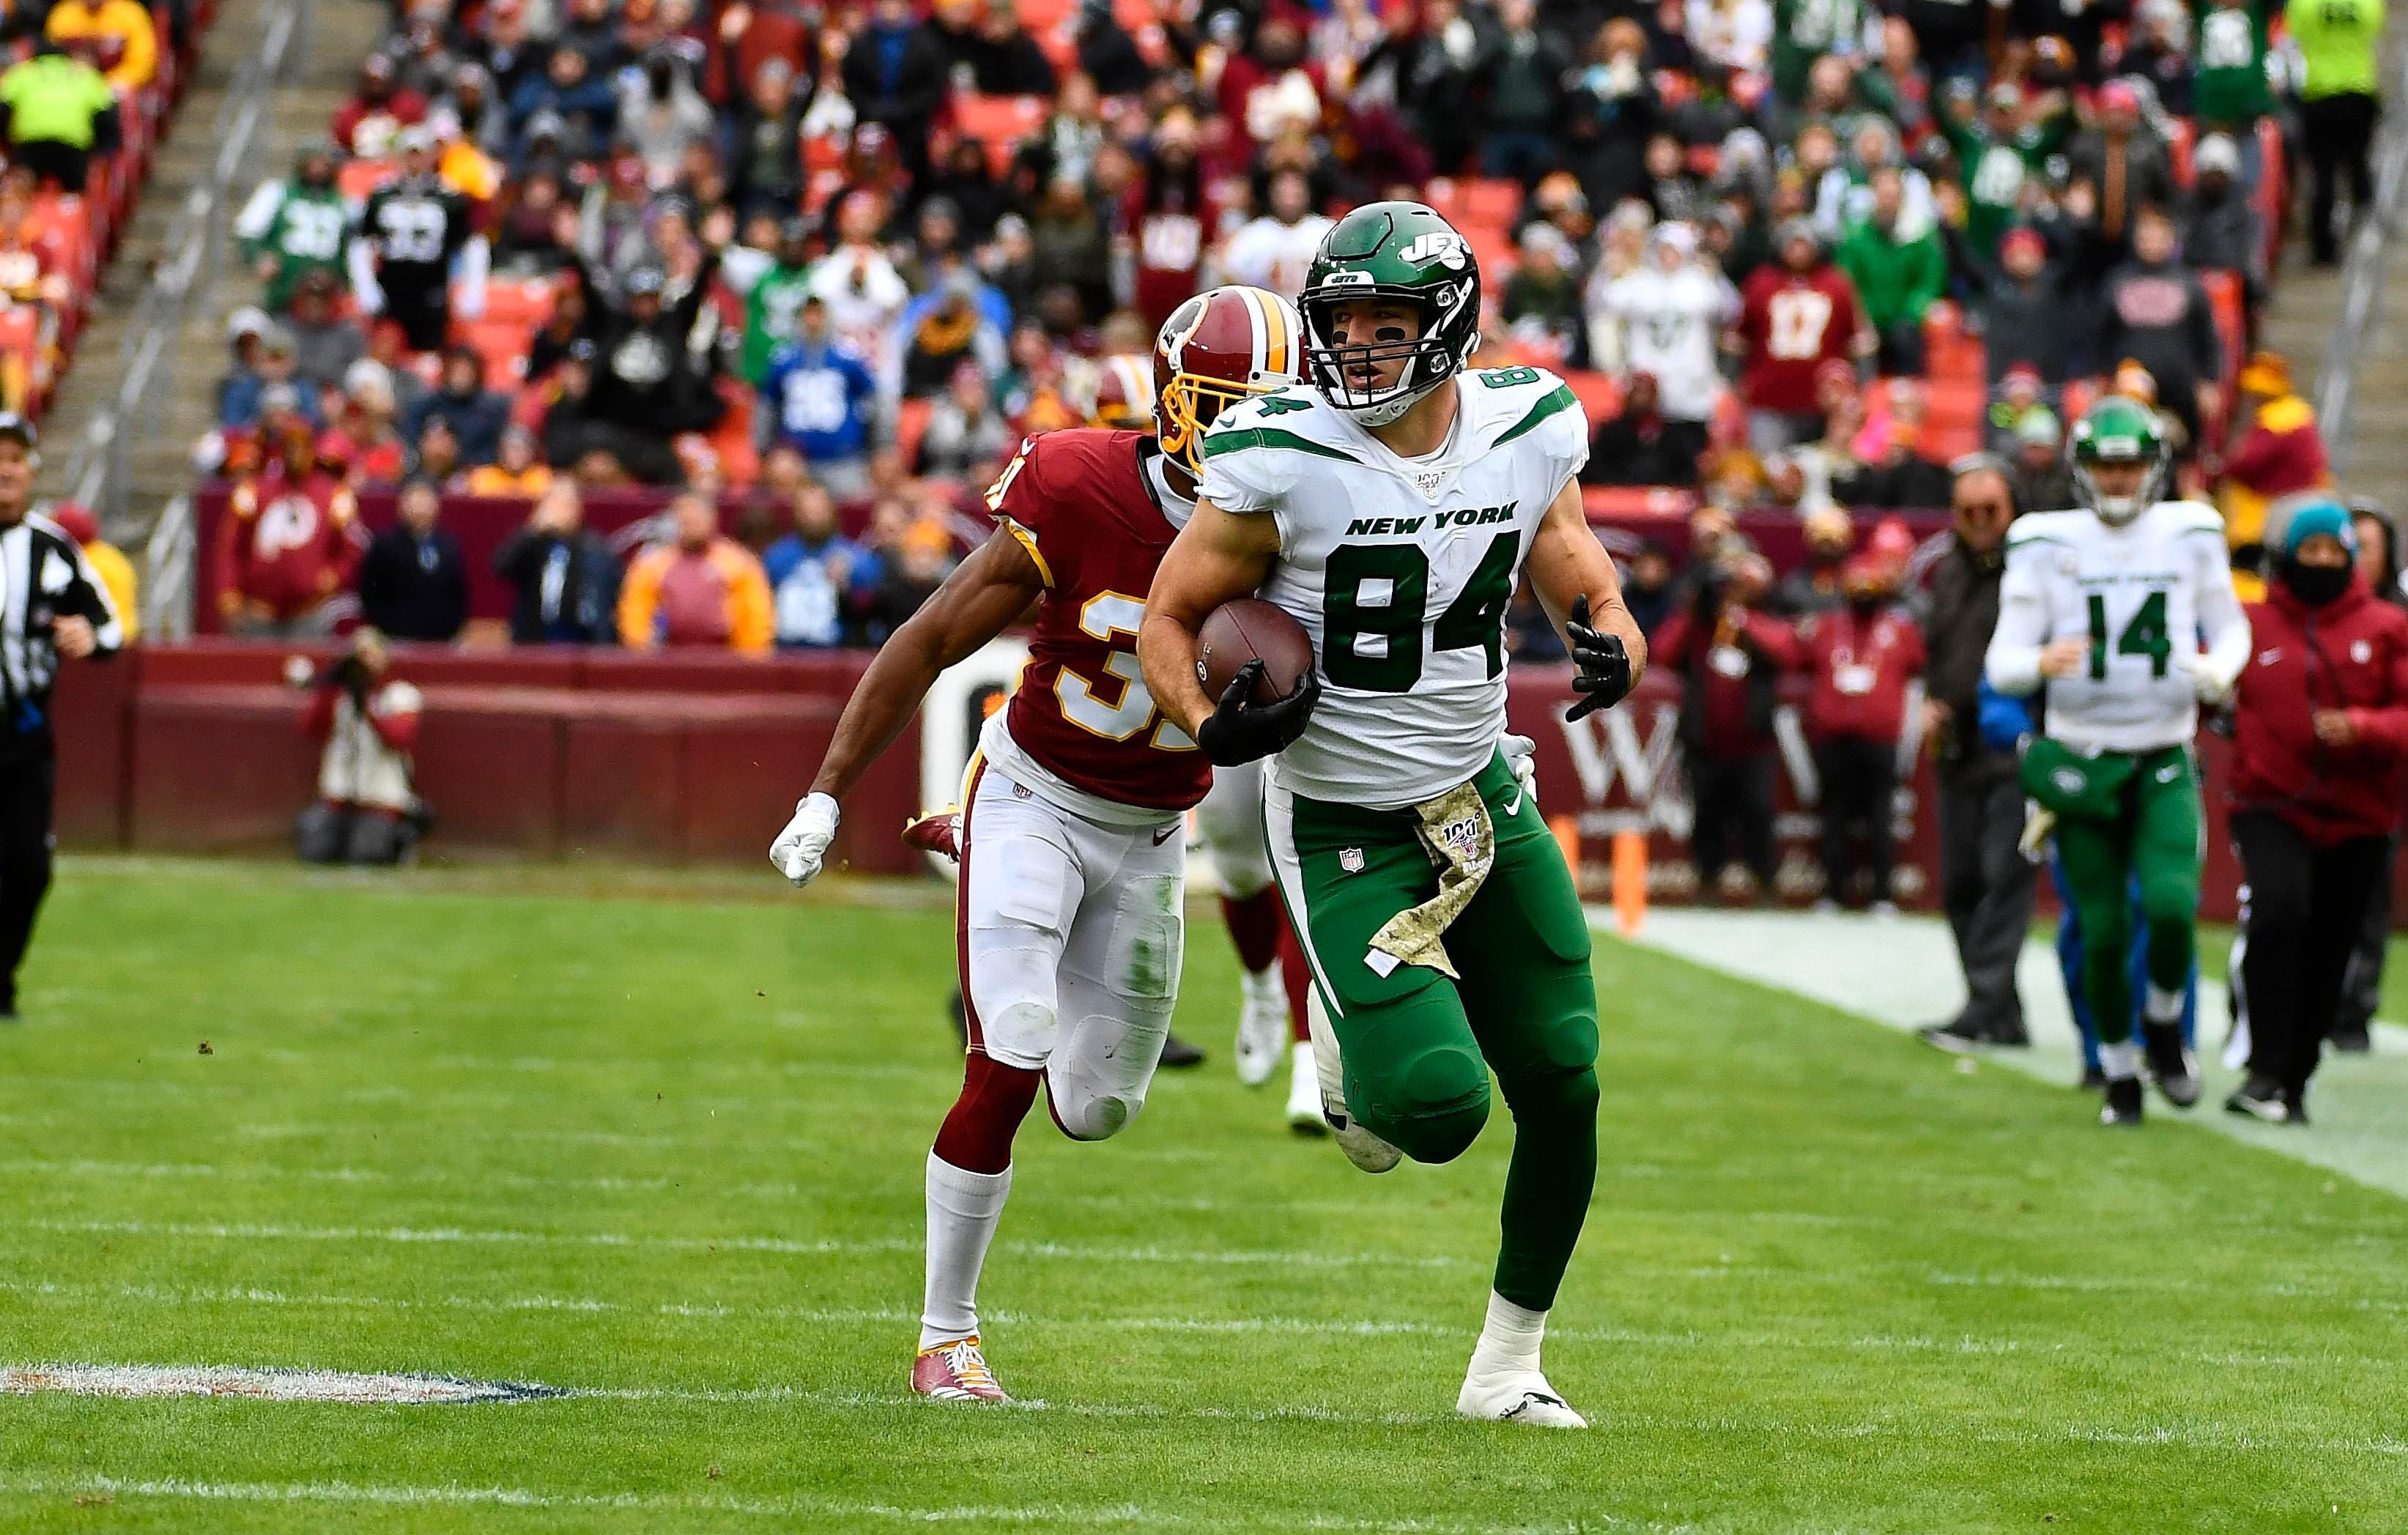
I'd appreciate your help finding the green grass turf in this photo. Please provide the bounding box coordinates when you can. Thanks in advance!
[5,856,2408,1533]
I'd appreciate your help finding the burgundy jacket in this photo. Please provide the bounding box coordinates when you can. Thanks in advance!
[2229,576,2408,846]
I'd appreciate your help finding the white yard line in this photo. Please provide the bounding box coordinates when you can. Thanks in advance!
[1604,907,2408,1200]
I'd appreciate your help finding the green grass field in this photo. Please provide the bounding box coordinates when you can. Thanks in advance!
[6,857,2408,1532]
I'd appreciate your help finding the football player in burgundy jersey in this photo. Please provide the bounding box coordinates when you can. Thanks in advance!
[768,286,1311,1402]
[1092,339,1321,1120]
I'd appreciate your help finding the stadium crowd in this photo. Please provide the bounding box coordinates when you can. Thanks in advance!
[171,0,2385,653]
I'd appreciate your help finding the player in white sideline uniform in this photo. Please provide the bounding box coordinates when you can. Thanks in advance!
[771,287,1308,1401]
[1987,395,2250,1126]
[1141,202,1645,1426]
[1591,220,1738,460]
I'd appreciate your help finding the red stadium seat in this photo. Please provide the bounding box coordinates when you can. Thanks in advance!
[481,278,555,327]
[894,395,935,469]
[1582,484,1698,521]
[2201,270,2245,387]
[1461,178,1523,232]
[1560,368,1623,431]
[338,158,396,201]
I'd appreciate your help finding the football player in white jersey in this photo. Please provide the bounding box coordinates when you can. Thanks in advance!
[1139,202,1648,1427]
[1987,396,2250,1126]
[1590,220,1738,437]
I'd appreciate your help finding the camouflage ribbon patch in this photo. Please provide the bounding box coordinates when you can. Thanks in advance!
[1366,781,1494,981]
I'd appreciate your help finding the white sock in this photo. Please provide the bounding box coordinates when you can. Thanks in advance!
[920,1152,1011,1350]
[2099,1040,2141,1082]
[1468,1290,1547,1377]
[2144,984,2185,1027]
[1241,967,1283,1006]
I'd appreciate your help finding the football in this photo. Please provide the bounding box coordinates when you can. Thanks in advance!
[1196,598,1314,705]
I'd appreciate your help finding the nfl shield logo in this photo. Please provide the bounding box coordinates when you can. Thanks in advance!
[1339,847,1366,874]
[2051,767,2086,797]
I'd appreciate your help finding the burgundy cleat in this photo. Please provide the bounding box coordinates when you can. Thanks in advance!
[911,1335,1009,1402]
[901,811,961,862]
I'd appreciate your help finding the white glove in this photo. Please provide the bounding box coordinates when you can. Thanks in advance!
[2018,801,2056,863]
[2180,651,2238,707]
[1501,733,1539,807]
[771,792,841,887]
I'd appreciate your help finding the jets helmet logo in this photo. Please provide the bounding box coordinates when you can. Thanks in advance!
[1399,231,1467,270]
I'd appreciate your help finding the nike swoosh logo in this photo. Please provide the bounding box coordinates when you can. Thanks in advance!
[2259,648,2283,665]
[1153,825,1178,845]
[1503,789,1523,817]
[2157,765,2182,783]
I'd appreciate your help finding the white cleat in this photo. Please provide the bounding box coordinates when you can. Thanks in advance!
[1457,1366,1588,1428]
[1306,989,1401,1172]
[1285,1038,1325,1134]
[1234,968,1287,1087]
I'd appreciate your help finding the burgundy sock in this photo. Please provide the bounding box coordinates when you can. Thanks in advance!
[1221,888,1284,974]
[931,1050,1042,1174]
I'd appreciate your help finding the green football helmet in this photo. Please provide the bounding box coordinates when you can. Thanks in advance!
[2067,394,2168,525]
[1297,201,1482,425]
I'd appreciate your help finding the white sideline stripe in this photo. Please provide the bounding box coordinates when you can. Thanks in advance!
[1603,907,2408,1201]
[0,1476,1577,1531]
[0,1158,806,1201]
[0,1364,552,1404]
[15,1219,1467,1269]
[0,1279,2365,1367]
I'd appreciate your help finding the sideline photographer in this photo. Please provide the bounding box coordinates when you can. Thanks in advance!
[288,628,426,865]
[1653,544,1801,902]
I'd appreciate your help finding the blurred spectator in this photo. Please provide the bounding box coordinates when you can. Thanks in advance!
[322,359,409,485]
[1938,81,2061,262]
[286,272,367,395]
[0,40,121,190]
[1776,506,1854,617]
[1500,223,1583,360]
[495,480,620,644]
[1478,0,1571,182]
[412,415,466,486]
[2064,83,2175,255]
[2225,500,2408,1121]
[1800,555,1924,913]
[215,308,271,427]
[1583,373,1703,489]
[1620,540,1677,636]
[1505,581,1568,664]
[763,482,862,648]
[571,258,727,482]
[618,490,772,653]
[2193,0,2272,144]
[404,346,511,467]
[510,49,615,163]
[295,628,424,865]
[842,0,948,181]
[2095,205,2222,450]
[1732,219,1867,453]
[2291,0,2384,266]
[2333,497,2407,1051]
[2010,408,2075,509]
[1919,457,2034,1049]
[45,0,155,93]
[1834,388,1953,508]
[900,271,1007,398]
[1834,166,1943,375]
[49,502,136,644]
[358,476,470,642]
[808,193,911,376]
[1653,551,1800,902]
[1594,222,1735,451]
[237,142,350,313]
[855,494,957,641]
[1957,223,2072,390]
[738,216,812,387]
[2218,352,2334,592]
[215,428,363,637]
[1028,171,1113,324]
[352,127,484,356]
[2184,135,2267,326]
[727,60,807,220]
[1222,169,1333,302]
[763,294,878,496]
[916,361,1011,480]
[465,425,555,497]
[331,53,426,157]
[618,48,714,188]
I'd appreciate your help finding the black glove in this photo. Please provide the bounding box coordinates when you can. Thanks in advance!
[1194,659,1320,766]
[1563,594,1633,722]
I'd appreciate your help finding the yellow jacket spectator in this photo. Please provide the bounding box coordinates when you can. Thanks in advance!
[617,491,773,654]
[50,501,136,642]
[0,45,121,190]
[44,0,155,93]
[2219,353,2335,598]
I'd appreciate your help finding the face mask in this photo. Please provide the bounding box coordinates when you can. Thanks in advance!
[2279,558,2351,607]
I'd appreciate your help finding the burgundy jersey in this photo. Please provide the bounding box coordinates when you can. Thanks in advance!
[1737,263,1864,415]
[985,427,1209,813]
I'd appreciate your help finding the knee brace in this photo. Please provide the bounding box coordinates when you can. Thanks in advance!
[1357,1043,1491,1165]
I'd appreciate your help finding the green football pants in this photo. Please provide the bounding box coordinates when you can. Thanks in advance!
[2050,744,2203,1045]
[1267,749,1600,1312]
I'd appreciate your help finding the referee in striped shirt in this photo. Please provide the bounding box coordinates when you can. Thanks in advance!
[0,412,122,1018]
